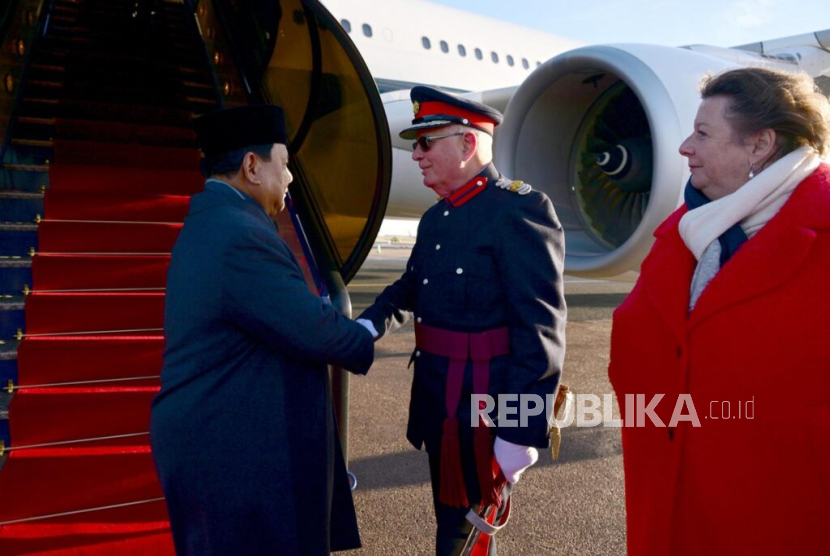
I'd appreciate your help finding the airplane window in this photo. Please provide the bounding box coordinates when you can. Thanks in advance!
[440,40,449,53]
[475,48,483,60]
[422,36,431,49]
[458,44,466,57]
[491,52,499,64]
[522,58,529,69]
[507,55,514,67]
[362,24,372,37]
[340,19,351,33]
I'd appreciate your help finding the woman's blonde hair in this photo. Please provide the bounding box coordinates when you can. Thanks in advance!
[700,67,830,157]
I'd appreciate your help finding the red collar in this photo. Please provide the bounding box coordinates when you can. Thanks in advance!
[445,176,488,208]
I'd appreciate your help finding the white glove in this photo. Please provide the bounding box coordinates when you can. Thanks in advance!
[494,437,539,484]
[355,318,379,339]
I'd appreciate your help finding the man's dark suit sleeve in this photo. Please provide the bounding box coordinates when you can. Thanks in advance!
[223,224,373,375]
[494,194,567,448]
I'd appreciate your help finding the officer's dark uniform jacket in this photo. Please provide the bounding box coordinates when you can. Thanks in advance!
[360,163,566,453]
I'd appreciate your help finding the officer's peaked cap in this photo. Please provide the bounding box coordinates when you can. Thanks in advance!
[400,86,503,139]
[194,104,287,159]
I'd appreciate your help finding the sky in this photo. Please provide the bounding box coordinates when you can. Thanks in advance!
[431,0,828,49]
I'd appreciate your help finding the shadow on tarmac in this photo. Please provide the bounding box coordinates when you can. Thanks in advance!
[349,426,621,491]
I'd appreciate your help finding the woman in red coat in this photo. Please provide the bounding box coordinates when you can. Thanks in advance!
[609,67,830,555]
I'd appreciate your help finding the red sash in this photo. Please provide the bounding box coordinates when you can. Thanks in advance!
[414,323,510,508]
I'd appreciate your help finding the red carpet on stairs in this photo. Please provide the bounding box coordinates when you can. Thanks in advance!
[25,292,165,335]
[31,255,171,290]
[9,387,157,446]
[37,221,183,254]
[1,9,327,552]
[16,336,164,386]
[1,93,205,553]
[43,191,191,222]
[0,447,163,523]
[48,165,203,195]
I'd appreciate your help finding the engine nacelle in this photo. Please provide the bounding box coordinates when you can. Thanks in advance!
[495,44,744,277]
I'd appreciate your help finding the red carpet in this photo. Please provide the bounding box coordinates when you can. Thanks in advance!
[0,447,163,523]
[43,191,190,222]
[53,140,200,170]
[16,336,163,386]
[0,502,173,556]
[9,387,157,446]
[48,165,203,195]
[25,292,165,335]
[31,255,170,290]
[37,221,182,254]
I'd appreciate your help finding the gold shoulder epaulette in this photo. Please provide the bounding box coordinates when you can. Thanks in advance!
[496,178,532,195]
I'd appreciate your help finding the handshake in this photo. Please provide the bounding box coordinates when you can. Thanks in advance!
[352,316,540,484]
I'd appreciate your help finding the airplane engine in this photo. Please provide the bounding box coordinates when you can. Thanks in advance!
[495,44,741,278]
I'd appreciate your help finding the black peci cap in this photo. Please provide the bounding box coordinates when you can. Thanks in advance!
[194,104,287,158]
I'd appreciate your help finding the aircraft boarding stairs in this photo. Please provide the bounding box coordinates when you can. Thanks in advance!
[0,0,218,552]
[0,0,390,551]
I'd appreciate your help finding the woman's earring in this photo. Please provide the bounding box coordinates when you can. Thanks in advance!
[748,164,755,179]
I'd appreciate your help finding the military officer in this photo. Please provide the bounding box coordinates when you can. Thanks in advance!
[357,87,566,555]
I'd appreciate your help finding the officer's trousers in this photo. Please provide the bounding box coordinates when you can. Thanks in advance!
[427,447,513,556]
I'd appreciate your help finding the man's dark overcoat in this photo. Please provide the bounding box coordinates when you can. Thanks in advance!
[359,164,566,456]
[150,181,373,554]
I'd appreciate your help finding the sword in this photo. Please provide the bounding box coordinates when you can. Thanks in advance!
[460,384,573,555]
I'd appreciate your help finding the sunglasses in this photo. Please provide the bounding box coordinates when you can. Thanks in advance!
[412,131,465,152]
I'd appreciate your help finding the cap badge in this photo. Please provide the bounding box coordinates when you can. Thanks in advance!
[412,101,420,116]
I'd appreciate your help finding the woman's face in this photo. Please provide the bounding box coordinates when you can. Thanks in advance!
[679,96,755,201]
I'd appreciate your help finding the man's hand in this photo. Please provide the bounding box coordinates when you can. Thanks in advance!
[494,437,539,484]
[356,318,379,340]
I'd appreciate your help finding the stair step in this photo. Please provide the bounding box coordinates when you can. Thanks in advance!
[9,139,52,148]
[1,164,48,172]
[0,226,38,257]
[49,164,203,195]
[15,116,54,126]
[0,223,37,232]
[53,140,200,170]
[0,296,25,310]
[0,266,32,298]
[0,193,44,223]
[0,256,33,269]
[43,190,190,221]
[52,119,196,148]
[9,387,159,447]
[37,220,182,254]
[24,292,165,335]
[17,335,163,386]
[0,446,163,524]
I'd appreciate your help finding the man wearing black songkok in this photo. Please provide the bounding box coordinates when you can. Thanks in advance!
[150,104,374,554]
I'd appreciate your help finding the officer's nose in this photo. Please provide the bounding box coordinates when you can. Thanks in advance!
[412,146,424,161]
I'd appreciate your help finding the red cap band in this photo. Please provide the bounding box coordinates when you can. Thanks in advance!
[416,101,497,131]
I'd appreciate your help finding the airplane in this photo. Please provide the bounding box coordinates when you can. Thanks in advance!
[323,0,830,277]
[0,2,827,552]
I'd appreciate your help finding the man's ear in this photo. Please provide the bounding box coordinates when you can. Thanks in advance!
[241,152,260,184]
[461,131,477,161]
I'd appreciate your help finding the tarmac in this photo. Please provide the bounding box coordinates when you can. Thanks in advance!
[341,246,634,555]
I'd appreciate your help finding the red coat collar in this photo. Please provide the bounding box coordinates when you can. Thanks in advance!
[641,164,830,336]
[444,176,488,208]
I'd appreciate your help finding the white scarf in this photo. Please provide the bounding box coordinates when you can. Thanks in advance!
[679,146,821,261]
